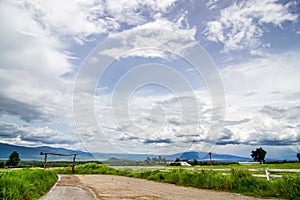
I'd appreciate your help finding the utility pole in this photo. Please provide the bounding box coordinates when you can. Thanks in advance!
[209,152,212,166]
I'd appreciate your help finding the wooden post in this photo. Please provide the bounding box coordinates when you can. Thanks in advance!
[72,154,76,173]
[209,152,212,166]
[40,152,77,171]
[44,153,48,169]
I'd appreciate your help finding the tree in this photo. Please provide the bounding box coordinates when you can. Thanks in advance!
[297,153,300,162]
[0,161,4,168]
[6,151,20,167]
[251,147,266,164]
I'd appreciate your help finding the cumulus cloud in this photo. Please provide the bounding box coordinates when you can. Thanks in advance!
[99,14,197,59]
[1,0,299,159]
[0,94,47,123]
[205,0,298,53]
[0,0,197,149]
[218,50,300,147]
[22,0,179,44]
[0,123,79,146]
[81,87,219,154]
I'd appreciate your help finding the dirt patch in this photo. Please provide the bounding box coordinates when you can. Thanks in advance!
[78,175,266,200]
[41,174,270,200]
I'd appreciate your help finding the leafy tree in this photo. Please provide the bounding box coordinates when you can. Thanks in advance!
[0,161,4,168]
[6,151,20,167]
[145,157,151,165]
[251,147,266,164]
[297,153,300,162]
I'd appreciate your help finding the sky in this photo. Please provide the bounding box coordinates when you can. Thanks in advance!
[0,0,300,160]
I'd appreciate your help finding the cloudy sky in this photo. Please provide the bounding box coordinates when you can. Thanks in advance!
[1,0,300,160]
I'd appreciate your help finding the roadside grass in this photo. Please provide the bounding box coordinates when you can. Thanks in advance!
[1,163,299,199]
[0,168,57,200]
[56,163,300,199]
[169,162,300,169]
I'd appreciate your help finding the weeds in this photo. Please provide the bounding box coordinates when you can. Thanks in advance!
[0,169,57,200]
[1,163,299,199]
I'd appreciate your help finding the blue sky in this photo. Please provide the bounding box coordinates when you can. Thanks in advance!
[0,0,300,160]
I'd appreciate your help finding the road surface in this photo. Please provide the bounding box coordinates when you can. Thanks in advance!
[40,174,268,200]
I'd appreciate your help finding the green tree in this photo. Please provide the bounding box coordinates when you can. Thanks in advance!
[251,147,266,164]
[6,151,20,167]
[297,153,300,162]
[0,161,4,168]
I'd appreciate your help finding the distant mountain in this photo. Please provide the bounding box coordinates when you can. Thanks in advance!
[177,151,251,161]
[0,142,94,161]
[2,142,298,162]
[0,142,253,162]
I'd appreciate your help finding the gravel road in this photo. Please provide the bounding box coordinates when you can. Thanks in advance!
[40,174,268,200]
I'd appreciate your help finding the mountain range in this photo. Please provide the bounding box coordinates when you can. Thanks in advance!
[0,142,254,162]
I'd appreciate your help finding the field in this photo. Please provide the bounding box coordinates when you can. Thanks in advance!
[0,163,300,199]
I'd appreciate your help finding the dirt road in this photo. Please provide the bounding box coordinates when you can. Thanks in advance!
[40,175,267,200]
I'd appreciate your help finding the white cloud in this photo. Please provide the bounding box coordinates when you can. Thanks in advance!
[217,50,300,147]
[99,16,197,59]
[75,88,215,154]
[0,122,80,147]
[0,0,74,116]
[222,50,300,95]
[0,1,72,76]
[205,0,298,53]
[24,0,178,44]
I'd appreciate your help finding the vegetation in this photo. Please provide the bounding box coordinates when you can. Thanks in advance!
[251,147,267,164]
[53,162,119,175]
[0,168,57,200]
[1,161,299,199]
[0,162,4,168]
[54,163,300,199]
[6,151,20,167]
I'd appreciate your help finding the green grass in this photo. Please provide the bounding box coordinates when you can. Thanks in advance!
[1,163,299,199]
[0,169,57,200]
[174,162,300,169]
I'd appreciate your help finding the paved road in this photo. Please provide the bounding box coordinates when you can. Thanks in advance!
[40,175,96,200]
[40,175,268,200]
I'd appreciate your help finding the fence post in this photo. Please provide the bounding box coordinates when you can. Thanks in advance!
[72,154,76,173]
[265,168,270,181]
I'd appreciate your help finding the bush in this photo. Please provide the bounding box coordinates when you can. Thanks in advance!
[272,176,300,199]
[54,163,119,175]
[0,162,4,168]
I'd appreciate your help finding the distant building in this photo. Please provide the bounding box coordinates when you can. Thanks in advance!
[169,161,191,166]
